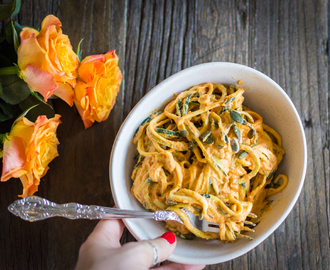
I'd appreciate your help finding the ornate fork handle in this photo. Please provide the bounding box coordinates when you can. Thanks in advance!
[8,196,155,222]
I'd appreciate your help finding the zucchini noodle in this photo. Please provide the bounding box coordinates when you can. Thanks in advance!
[131,83,287,242]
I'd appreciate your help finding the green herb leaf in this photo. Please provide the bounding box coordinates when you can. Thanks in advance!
[182,94,192,115]
[176,98,181,117]
[156,128,180,138]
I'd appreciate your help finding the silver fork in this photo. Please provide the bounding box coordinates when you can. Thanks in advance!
[8,196,220,233]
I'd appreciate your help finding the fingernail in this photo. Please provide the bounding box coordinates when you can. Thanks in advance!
[160,232,176,244]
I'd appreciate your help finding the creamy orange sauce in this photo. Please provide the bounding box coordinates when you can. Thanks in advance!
[131,83,287,242]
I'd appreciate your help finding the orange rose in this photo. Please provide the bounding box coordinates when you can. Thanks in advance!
[1,115,61,197]
[74,50,122,128]
[17,15,79,106]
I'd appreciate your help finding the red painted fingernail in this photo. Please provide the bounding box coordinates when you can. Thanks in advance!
[160,232,176,244]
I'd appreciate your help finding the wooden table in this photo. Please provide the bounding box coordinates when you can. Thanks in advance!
[0,0,328,269]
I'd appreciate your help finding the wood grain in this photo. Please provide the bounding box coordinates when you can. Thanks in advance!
[0,0,329,269]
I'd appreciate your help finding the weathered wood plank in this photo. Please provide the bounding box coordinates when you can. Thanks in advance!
[0,0,127,269]
[0,0,329,269]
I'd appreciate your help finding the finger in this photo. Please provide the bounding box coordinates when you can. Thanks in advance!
[87,219,125,248]
[120,232,177,269]
[152,262,206,270]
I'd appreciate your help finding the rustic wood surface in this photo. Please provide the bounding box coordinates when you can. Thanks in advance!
[0,0,328,269]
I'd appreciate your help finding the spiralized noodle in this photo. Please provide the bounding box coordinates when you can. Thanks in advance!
[131,83,287,242]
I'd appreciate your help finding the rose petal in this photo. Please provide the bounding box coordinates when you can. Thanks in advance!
[21,64,57,101]
[53,83,74,106]
[80,54,105,65]
[18,30,44,70]
[41,15,62,34]
[1,136,27,182]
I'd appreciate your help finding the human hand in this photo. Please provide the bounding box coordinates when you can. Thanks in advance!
[75,219,205,270]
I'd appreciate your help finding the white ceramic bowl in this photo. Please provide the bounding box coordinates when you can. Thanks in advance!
[109,62,307,265]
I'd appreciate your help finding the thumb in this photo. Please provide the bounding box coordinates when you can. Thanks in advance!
[121,232,177,269]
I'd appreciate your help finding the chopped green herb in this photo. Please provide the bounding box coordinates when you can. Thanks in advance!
[176,98,182,117]
[156,128,180,137]
[182,94,193,115]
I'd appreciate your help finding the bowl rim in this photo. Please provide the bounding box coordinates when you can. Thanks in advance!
[109,62,307,264]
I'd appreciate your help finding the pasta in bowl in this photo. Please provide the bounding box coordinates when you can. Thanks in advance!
[110,63,307,264]
[130,83,287,242]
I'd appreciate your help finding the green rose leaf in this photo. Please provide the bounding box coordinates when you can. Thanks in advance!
[0,79,3,96]
[10,0,22,19]
[11,20,19,51]
[0,54,13,68]
[76,38,84,62]
[0,133,9,155]
[5,20,13,45]
[0,1,22,22]
[4,20,20,51]
[0,41,17,64]
[0,98,14,118]
[0,74,30,105]
[11,103,38,129]
[0,111,11,121]
[0,3,13,22]
[30,91,53,109]
[12,20,31,44]
[19,94,55,122]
